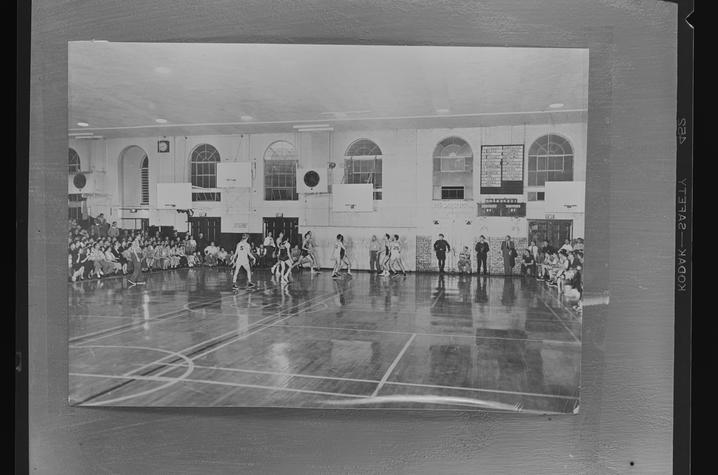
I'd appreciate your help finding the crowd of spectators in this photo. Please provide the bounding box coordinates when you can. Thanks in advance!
[67,216,238,282]
[519,237,585,310]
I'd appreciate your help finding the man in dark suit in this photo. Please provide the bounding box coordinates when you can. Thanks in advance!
[475,235,490,275]
[501,235,517,276]
[433,234,451,273]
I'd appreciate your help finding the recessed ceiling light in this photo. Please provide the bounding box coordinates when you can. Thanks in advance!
[154,66,171,74]
[549,103,565,109]
[436,108,450,114]
[155,118,168,124]
[240,115,254,121]
[77,122,89,127]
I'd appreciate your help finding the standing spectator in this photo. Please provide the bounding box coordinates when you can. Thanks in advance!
[528,240,539,261]
[97,214,108,238]
[196,232,208,254]
[108,221,120,239]
[89,217,99,238]
[433,233,451,273]
[475,235,489,276]
[369,235,382,273]
[501,235,517,276]
[186,235,197,258]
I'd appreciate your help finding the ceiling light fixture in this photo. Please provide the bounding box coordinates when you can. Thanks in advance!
[293,124,330,129]
[549,103,565,109]
[240,115,254,121]
[436,108,451,114]
[297,127,334,132]
[68,132,94,136]
[77,122,89,127]
[155,118,168,124]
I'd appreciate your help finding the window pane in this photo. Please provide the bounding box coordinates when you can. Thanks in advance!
[549,156,562,170]
[537,157,547,171]
[528,172,536,187]
[528,156,537,170]
[537,171,548,186]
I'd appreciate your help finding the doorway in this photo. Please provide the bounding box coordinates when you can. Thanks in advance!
[263,217,299,245]
[528,219,573,248]
[190,217,222,244]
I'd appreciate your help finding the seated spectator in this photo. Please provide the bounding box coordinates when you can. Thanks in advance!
[88,242,106,278]
[559,238,574,253]
[144,243,155,271]
[112,241,128,274]
[204,242,219,267]
[217,247,228,266]
[103,245,122,275]
[457,246,472,274]
[539,250,558,281]
[549,250,570,290]
[520,249,536,277]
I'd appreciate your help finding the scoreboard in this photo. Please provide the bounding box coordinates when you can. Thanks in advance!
[477,199,526,217]
[480,144,524,194]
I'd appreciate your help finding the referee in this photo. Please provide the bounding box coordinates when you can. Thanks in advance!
[433,233,451,273]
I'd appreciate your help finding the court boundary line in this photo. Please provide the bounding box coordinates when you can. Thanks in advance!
[70,345,195,406]
[371,333,416,397]
[148,362,380,384]
[145,362,579,401]
[272,323,581,346]
[70,372,367,402]
[68,290,341,405]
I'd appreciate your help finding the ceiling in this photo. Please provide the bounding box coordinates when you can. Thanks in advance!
[68,42,588,138]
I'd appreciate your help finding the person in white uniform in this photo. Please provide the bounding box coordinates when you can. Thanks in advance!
[232,234,256,290]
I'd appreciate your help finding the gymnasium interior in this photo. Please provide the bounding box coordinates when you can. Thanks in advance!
[68,42,586,412]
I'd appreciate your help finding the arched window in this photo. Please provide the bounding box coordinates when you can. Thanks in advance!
[344,139,383,200]
[68,148,81,174]
[264,141,298,201]
[190,144,221,201]
[140,155,149,205]
[527,134,574,186]
[432,137,473,200]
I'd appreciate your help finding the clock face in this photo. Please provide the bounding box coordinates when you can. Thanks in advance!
[158,140,169,152]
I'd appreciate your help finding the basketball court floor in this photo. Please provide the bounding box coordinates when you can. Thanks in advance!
[69,268,581,413]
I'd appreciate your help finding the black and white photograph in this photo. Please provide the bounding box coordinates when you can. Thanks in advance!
[66,42,588,411]
[22,0,688,472]
[68,41,591,413]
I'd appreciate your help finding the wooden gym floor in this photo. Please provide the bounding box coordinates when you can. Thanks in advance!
[68,267,581,413]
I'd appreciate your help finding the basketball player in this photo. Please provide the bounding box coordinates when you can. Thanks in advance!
[277,236,293,284]
[380,233,392,276]
[231,234,256,290]
[331,234,352,278]
[389,234,407,276]
[301,231,320,273]
[271,232,284,276]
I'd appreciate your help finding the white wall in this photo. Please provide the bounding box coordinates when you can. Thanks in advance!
[71,121,587,268]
